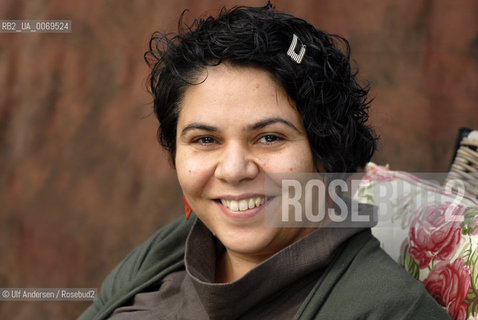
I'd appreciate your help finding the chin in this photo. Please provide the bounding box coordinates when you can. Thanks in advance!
[217,227,278,256]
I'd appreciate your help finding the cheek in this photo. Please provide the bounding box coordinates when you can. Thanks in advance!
[175,150,216,196]
[261,147,313,173]
[293,143,315,172]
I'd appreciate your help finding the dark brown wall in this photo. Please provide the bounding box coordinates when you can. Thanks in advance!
[0,0,476,318]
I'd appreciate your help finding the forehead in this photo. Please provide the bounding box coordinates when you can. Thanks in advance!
[178,64,302,126]
[188,64,283,98]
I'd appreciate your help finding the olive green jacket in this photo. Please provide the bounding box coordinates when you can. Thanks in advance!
[78,215,450,320]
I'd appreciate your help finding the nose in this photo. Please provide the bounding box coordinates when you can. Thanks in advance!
[214,142,259,185]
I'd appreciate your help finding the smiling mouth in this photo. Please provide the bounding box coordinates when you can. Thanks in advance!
[219,197,270,211]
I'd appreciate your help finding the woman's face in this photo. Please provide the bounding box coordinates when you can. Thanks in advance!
[175,64,315,261]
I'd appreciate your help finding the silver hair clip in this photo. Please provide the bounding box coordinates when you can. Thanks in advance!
[287,34,306,64]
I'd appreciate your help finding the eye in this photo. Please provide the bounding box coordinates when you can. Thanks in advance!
[258,134,283,145]
[192,136,216,145]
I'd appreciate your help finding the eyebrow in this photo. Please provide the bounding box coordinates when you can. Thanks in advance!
[180,117,301,138]
[180,123,218,138]
[247,117,301,133]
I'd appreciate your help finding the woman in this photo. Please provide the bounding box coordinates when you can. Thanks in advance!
[80,3,450,319]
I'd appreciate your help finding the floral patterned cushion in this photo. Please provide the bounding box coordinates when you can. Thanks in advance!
[354,163,478,320]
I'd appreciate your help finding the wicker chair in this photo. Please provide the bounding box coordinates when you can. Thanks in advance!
[445,128,478,199]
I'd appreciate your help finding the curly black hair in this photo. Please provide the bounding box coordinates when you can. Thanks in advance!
[145,2,377,172]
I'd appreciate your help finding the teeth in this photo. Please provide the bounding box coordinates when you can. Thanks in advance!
[248,198,255,209]
[239,200,248,210]
[256,197,263,206]
[229,200,239,211]
[221,196,266,211]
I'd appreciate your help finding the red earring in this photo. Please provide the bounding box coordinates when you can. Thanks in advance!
[183,194,192,220]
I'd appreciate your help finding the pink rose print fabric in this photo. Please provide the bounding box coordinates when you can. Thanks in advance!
[423,258,471,320]
[354,163,478,320]
[408,203,464,268]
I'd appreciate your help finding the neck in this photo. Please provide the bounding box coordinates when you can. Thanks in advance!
[215,249,266,283]
[214,228,317,283]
